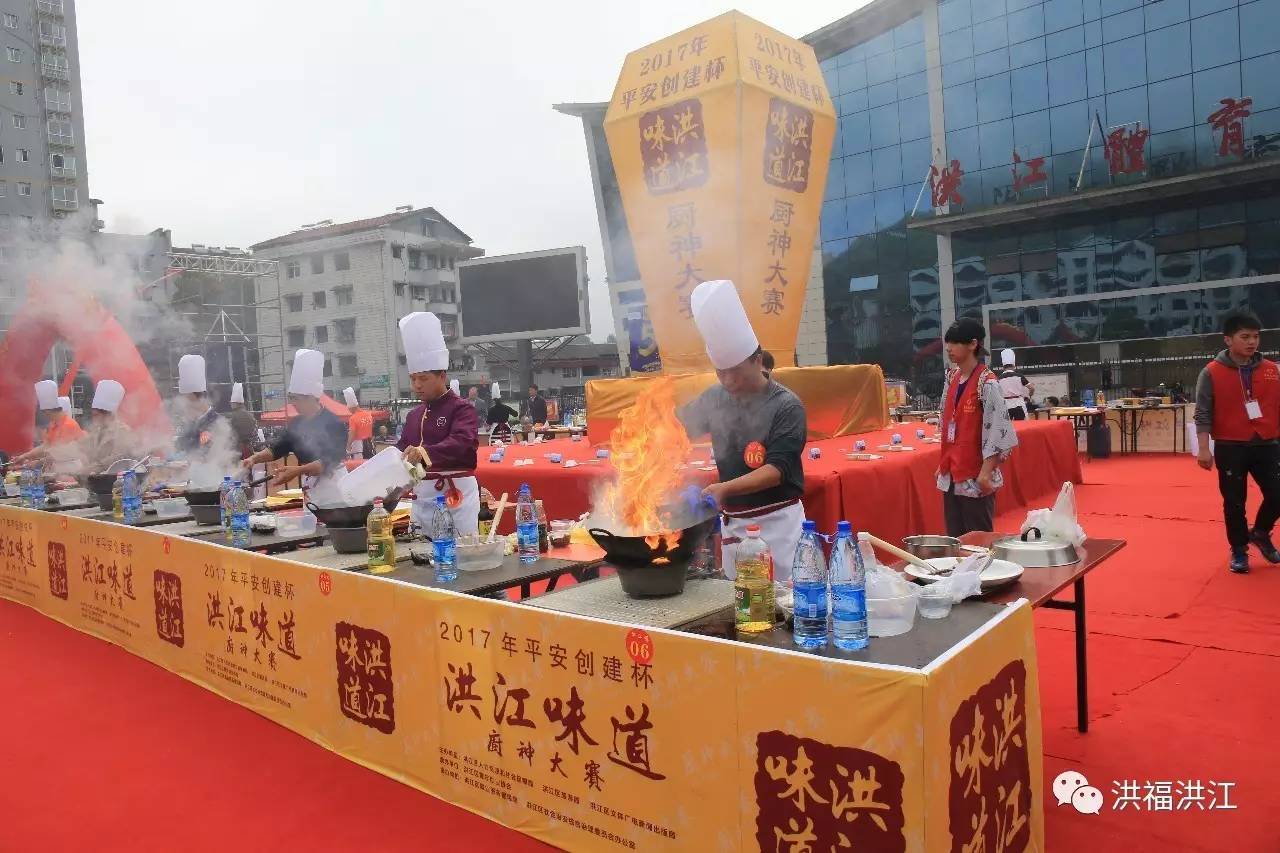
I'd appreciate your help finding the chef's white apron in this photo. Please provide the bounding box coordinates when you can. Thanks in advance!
[410,473,480,536]
[303,466,351,508]
[999,375,1028,417]
[720,500,806,583]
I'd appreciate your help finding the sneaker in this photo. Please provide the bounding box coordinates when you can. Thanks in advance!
[1249,529,1280,564]
[1230,548,1251,574]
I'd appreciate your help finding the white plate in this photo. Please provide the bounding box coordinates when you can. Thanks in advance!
[904,557,1024,591]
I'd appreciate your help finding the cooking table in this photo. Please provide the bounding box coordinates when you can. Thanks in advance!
[910,533,1126,733]
[184,526,328,555]
[526,574,1014,669]
[75,509,194,527]
[356,550,603,599]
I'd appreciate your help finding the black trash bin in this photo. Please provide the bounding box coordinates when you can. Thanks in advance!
[1087,416,1111,458]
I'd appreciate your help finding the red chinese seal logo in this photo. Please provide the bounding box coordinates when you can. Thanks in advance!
[153,570,185,648]
[47,541,69,600]
[318,571,332,596]
[336,622,395,734]
[626,628,654,665]
[744,441,767,469]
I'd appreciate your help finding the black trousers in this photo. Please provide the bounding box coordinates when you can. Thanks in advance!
[1215,441,1280,548]
[943,485,996,538]
[1007,405,1027,421]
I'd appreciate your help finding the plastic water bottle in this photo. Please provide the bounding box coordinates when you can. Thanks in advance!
[734,525,776,634]
[112,474,125,520]
[122,471,142,524]
[19,468,33,508]
[431,495,458,582]
[791,520,829,649]
[31,467,47,508]
[516,484,538,564]
[219,476,233,539]
[228,481,251,548]
[831,523,869,651]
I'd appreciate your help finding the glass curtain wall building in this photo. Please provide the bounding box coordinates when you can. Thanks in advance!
[809,0,1280,392]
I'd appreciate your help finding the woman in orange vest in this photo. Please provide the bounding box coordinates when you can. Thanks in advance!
[12,382,84,467]
[343,387,374,460]
[1193,311,1280,574]
[936,319,1019,537]
[46,395,85,445]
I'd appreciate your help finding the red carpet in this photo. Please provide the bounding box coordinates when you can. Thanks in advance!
[3,453,1278,850]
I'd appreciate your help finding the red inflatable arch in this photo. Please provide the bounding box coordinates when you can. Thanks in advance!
[0,295,170,455]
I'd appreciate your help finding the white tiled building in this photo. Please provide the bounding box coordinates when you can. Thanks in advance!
[251,207,483,405]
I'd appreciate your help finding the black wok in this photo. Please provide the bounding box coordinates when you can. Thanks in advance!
[306,502,374,528]
[588,514,717,567]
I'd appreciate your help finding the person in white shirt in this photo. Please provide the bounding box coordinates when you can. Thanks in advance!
[997,348,1034,421]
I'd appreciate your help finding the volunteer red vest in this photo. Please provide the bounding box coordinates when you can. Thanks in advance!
[940,366,993,484]
[1207,358,1280,441]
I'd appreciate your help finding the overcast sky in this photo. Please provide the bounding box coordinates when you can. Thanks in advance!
[78,0,867,340]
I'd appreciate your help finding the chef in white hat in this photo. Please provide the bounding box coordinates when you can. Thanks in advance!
[485,382,517,442]
[997,348,1033,421]
[24,379,137,473]
[343,386,375,460]
[175,354,229,458]
[11,381,84,465]
[395,312,480,533]
[226,382,259,459]
[679,280,808,582]
[243,349,350,505]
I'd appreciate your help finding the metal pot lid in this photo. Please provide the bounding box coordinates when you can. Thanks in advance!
[993,527,1072,550]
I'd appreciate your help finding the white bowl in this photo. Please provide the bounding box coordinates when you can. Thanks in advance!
[867,593,917,637]
[904,557,1024,591]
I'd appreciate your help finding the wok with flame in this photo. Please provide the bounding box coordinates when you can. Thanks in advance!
[587,378,718,594]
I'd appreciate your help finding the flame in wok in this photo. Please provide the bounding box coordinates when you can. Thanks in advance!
[602,377,690,548]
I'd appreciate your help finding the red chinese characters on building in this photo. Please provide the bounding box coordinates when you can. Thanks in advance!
[754,731,906,853]
[48,541,68,600]
[948,660,1031,853]
[639,98,710,195]
[1208,97,1253,159]
[1103,123,1150,177]
[1010,151,1048,194]
[335,621,395,735]
[153,570,184,648]
[931,160,965,209]
[763,97,814,193]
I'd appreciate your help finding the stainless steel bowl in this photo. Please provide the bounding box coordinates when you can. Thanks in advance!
[902,535,962,559]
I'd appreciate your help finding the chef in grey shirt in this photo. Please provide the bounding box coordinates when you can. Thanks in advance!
[679,280,808,581]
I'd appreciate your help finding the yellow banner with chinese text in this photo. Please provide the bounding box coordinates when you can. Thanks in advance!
[0,506,1042,852]
[604,11,836,374]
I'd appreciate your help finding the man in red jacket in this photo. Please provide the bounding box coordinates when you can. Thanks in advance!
[1194,311,1280,574]
[936,318,1019,537]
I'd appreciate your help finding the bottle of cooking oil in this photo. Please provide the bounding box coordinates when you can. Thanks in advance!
[111,473,125,520]
[366,498,396,574]
[734,524,776,634]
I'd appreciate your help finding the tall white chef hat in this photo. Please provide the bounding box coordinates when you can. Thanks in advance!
[449,378,460,396]
[34,379,59,411]
[343,387,358,408]
[1001,348,1016,367]
[491,382,501,400]
[690,280,760,370]
[399,312,449,374]
[287,349,325,398]
[91,380,125,413]
[229,382,244,404]
[58,396,72,417]
[178,353,207,394]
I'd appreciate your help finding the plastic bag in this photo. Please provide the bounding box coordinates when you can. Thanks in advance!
[928,552,985,602]
[866,565,916,599]
[1020,481,1086,546]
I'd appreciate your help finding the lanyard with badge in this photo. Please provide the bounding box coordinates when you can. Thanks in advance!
[944,370,976,442]
[1242,366,1263,421]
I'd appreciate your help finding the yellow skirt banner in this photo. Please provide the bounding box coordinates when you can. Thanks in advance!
[0,507,1043,852]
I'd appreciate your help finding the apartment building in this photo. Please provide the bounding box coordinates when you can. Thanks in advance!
[251,207,483,404]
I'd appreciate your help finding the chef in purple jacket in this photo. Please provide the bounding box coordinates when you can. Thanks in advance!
[396,312,481,534]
